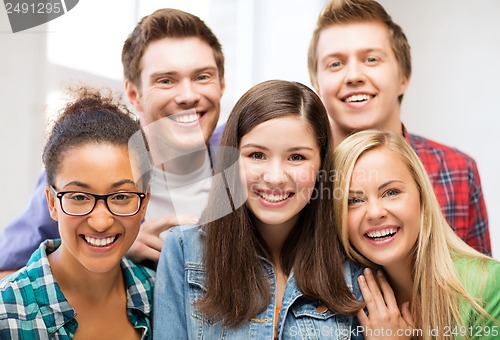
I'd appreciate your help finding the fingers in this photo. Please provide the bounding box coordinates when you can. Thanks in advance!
[374,270,399,312]
[142,214,199,233]
[127,240,162,263]
[356,306,370,327]
[401,302,415,329]
[126,214,197,263]
[359,268,387,317]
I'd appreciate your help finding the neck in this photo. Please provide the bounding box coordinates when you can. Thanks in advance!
[330,119,403,149]
[161,149,209,174]
[382,261,414,308]
[48,246,124,300]
[255,215,299,262]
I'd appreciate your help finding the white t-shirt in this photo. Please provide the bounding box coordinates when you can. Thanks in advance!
[146,157,212,239]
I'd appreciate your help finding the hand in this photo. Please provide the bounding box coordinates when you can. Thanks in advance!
[126,214,198,263]
[357,268,415,339]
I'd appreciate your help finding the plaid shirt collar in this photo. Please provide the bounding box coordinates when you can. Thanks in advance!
[25,239,154,336]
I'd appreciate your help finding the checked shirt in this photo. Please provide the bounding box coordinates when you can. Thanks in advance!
[0,239,154,339]
[404,125,491,255]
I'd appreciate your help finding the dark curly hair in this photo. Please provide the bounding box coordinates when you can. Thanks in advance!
[42,87,151,190]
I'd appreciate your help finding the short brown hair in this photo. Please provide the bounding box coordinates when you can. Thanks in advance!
[308,0,411,99]
[122,8,224,88]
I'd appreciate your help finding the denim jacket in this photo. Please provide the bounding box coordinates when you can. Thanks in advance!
[154,225,364,339]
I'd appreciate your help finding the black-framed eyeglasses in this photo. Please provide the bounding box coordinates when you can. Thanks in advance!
[50,186,146,217]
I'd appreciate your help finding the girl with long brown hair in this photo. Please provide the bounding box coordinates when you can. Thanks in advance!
[154,80,363,339]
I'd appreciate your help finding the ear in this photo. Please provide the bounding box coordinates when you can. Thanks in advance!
[125,80,144,113]
[139,192,151,221]
[218,76,226,97]
[45,187,59,222]
[398,74,410,97]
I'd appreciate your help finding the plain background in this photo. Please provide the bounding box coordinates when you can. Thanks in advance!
[1,0,499,259]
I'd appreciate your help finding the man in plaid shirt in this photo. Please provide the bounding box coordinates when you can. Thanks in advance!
[308,0,490,254]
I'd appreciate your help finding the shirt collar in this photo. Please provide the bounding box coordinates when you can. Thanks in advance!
[26,240,153,336]
[27,240,77,334]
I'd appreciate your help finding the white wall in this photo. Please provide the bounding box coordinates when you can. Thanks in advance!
[378,0,500,258]
[1,0,499,259]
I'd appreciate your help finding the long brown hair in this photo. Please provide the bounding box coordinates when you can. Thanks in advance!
[198,80,362,327]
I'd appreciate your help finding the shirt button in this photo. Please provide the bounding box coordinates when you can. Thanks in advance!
[316,303,328,313]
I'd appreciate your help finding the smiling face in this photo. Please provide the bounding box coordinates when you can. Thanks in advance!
[315,21,409,144]
[46,143,149,274]
[346,147,420,271]
[126,37,225,152]
[240,116,321,232]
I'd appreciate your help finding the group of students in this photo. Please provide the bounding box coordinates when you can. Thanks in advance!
[0,0,498,339]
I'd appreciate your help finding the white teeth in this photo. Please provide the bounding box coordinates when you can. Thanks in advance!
[366,228,397,239]
[344,94,371,103]
[84,236,117,247]
[258,192,290,203]
[171,113,200,123]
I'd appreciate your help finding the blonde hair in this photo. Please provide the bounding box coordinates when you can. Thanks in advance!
[333,130,497,339]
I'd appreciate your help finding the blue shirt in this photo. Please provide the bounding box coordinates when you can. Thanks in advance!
[0,125,225,270]
[0,239,155,339]
[154,225,364,339]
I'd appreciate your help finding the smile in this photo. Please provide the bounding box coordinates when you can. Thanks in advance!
[365,227,399,241]
[169,112,201,124]
[256,191,294,203]
[342,94,373,103]
[83,235,118,247]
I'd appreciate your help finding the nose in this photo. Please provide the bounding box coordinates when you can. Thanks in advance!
[365,198,387,221]
[174,80,201,106]
[262,161,287,185]
[87,200,114,232]
[344,60,365,86]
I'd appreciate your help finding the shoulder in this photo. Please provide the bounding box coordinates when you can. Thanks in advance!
[121,257,155,288]
[160,225,205,266]
[343,259,365,300]
[121,257,155,317]
[0,243,56,321]
[456,257,500,305]
[208,124,225,147]
[165,224,204,250]
[407,132,478,168]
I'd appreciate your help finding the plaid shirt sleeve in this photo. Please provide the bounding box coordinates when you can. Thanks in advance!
[0,240,77,339]
[406,130,491,255]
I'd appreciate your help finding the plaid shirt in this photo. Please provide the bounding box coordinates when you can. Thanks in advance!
[404,126,491,255]
[0,239,155,339]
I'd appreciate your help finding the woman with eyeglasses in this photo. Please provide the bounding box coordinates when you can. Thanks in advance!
[0,87,154,339]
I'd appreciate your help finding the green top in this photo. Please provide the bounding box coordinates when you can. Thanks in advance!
[456,257,500,339]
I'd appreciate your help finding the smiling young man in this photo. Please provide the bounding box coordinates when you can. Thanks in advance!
[308,0,491,255]
[0,8,226,277]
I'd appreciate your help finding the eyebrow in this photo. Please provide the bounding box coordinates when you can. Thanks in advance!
[378,180,403,191]
[348,180,403,195]
[150,66,218,79]
[61,179,137,190]
[322,48,388,60]
[240,144,315,152]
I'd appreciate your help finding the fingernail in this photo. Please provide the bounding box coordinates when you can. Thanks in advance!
[376,270,383,277]
[358,275,366,283]
[363,267,371,275]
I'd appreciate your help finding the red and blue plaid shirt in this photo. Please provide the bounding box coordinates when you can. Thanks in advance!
[404,125,491,255]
